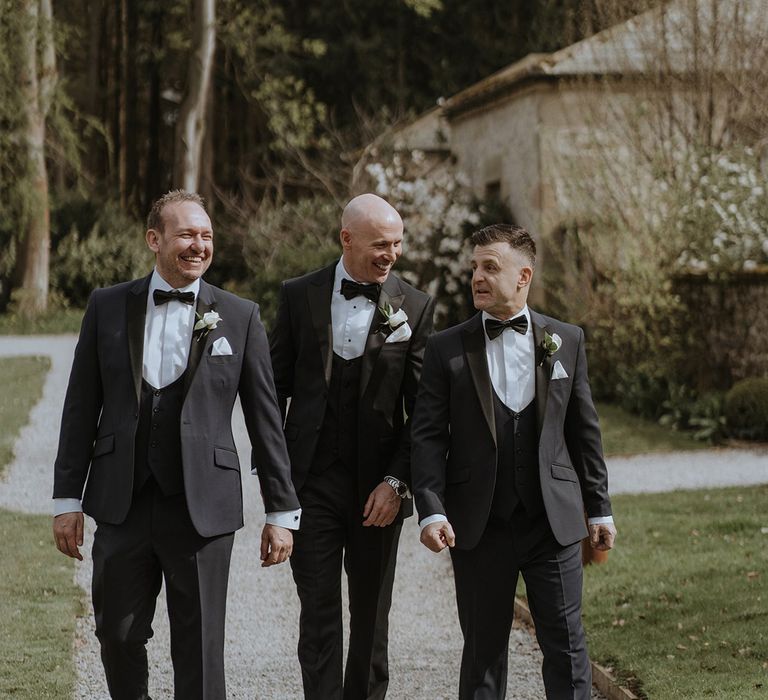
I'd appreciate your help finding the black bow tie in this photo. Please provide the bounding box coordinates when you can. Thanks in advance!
[153,289,196,306]
[485,315,528,340]
[340,278,380,303]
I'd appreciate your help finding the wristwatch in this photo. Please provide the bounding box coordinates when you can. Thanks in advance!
[383,476,408,498]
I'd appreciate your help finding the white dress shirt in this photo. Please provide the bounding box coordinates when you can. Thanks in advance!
[55,269,301,529]
[331,258,377,359]
[420,305,612,529]
[143,271,199,388]
[483,308,535,413]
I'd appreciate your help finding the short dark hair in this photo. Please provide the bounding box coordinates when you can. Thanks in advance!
[470,223,536,267]
[147,190,206,232]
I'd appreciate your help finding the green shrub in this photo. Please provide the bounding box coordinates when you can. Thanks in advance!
[51,202,151,306]
[659,386,728,444]
[725,378,768,440]
[228,196,340,330]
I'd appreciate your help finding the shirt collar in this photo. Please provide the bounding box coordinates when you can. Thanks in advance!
[334,257,356,293]
[149,268,200,297]
[481,305,531,339]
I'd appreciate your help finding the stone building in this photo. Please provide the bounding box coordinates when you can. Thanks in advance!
[394,0,767,253]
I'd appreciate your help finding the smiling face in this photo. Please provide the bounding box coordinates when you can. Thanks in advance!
[340,194,403,284]
[471,242,533,319]
[146,201,213,288]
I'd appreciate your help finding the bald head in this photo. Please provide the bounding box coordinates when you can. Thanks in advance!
[340,193,404,284]
[342,193,402,234]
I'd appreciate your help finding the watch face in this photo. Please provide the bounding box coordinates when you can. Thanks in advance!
[387,477,405,496]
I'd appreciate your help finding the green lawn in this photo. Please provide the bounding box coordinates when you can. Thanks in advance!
[0,308,83,335]
[0,510,82,698]
[582,486,768,699]
[0,355,79,699]
[597,402,707,456]
[0,356,51,478]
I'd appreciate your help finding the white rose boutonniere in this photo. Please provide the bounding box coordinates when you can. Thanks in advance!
[378,302,412,343]
[194,310,221,341]
[539,331,562,364]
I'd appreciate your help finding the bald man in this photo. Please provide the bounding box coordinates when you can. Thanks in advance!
[270,194,434,699]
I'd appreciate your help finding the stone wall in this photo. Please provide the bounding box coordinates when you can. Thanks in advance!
[674,270,768,390]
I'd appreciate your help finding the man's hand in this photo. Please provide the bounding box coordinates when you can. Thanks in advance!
[420,521,456,552]
[589,522,617,551]
[362,482,401,527]
[53,512,84,561]
[260,524,293,567]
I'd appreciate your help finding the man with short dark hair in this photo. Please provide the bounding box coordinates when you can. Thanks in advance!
[270,193,435,699]
[412,223,616,699]
[52,190,300,699]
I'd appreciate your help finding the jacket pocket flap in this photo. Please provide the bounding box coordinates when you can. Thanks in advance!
[92,434,114,458]
[551,463,577,482]
[447,467,470,484]
[214,447,240,470]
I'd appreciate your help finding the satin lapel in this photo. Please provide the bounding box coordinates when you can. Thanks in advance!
[360,275,404,398]
[308,266,334,387]
[531,311,552,437]
[183,281,215,399]
[127,275,150,404]
[463,314,496,446]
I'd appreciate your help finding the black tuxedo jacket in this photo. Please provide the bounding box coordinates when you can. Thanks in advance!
[53,274,299,538]
[269,263,434,519]
[411,310,612,550]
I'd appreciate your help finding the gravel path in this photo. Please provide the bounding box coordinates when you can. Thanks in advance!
[3,333,765,699]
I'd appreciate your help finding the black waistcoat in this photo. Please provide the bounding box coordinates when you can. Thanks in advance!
[489,395,543,521]
[134,375,186,496]
[312,353,362,473]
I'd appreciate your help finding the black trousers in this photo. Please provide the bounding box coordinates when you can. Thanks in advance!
[290,463,402,700]
[450,516,591,700]
[91,480,234,700]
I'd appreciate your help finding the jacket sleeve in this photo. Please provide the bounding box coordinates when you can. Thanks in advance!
[52,291,103,499]
[563,328,612,518]
[240,302,300,512]
[410,334,451,519]
[268,281,295,420]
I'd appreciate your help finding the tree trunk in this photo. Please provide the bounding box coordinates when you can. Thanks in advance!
[119,0,138,211]
[12,0,55,316]
[174,0,216,192]
[145,4,164,212]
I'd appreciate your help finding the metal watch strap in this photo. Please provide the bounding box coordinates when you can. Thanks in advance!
[384,476,407,498]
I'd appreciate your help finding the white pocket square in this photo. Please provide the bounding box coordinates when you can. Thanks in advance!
[385,322,412,344]
[211,337,233,356]
[551,360,568,380]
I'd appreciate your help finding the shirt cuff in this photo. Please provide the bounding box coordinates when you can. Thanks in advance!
[54,498,83,517]
[587,515,614,525]
[419,513,448,530]
[265,509,302,530]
